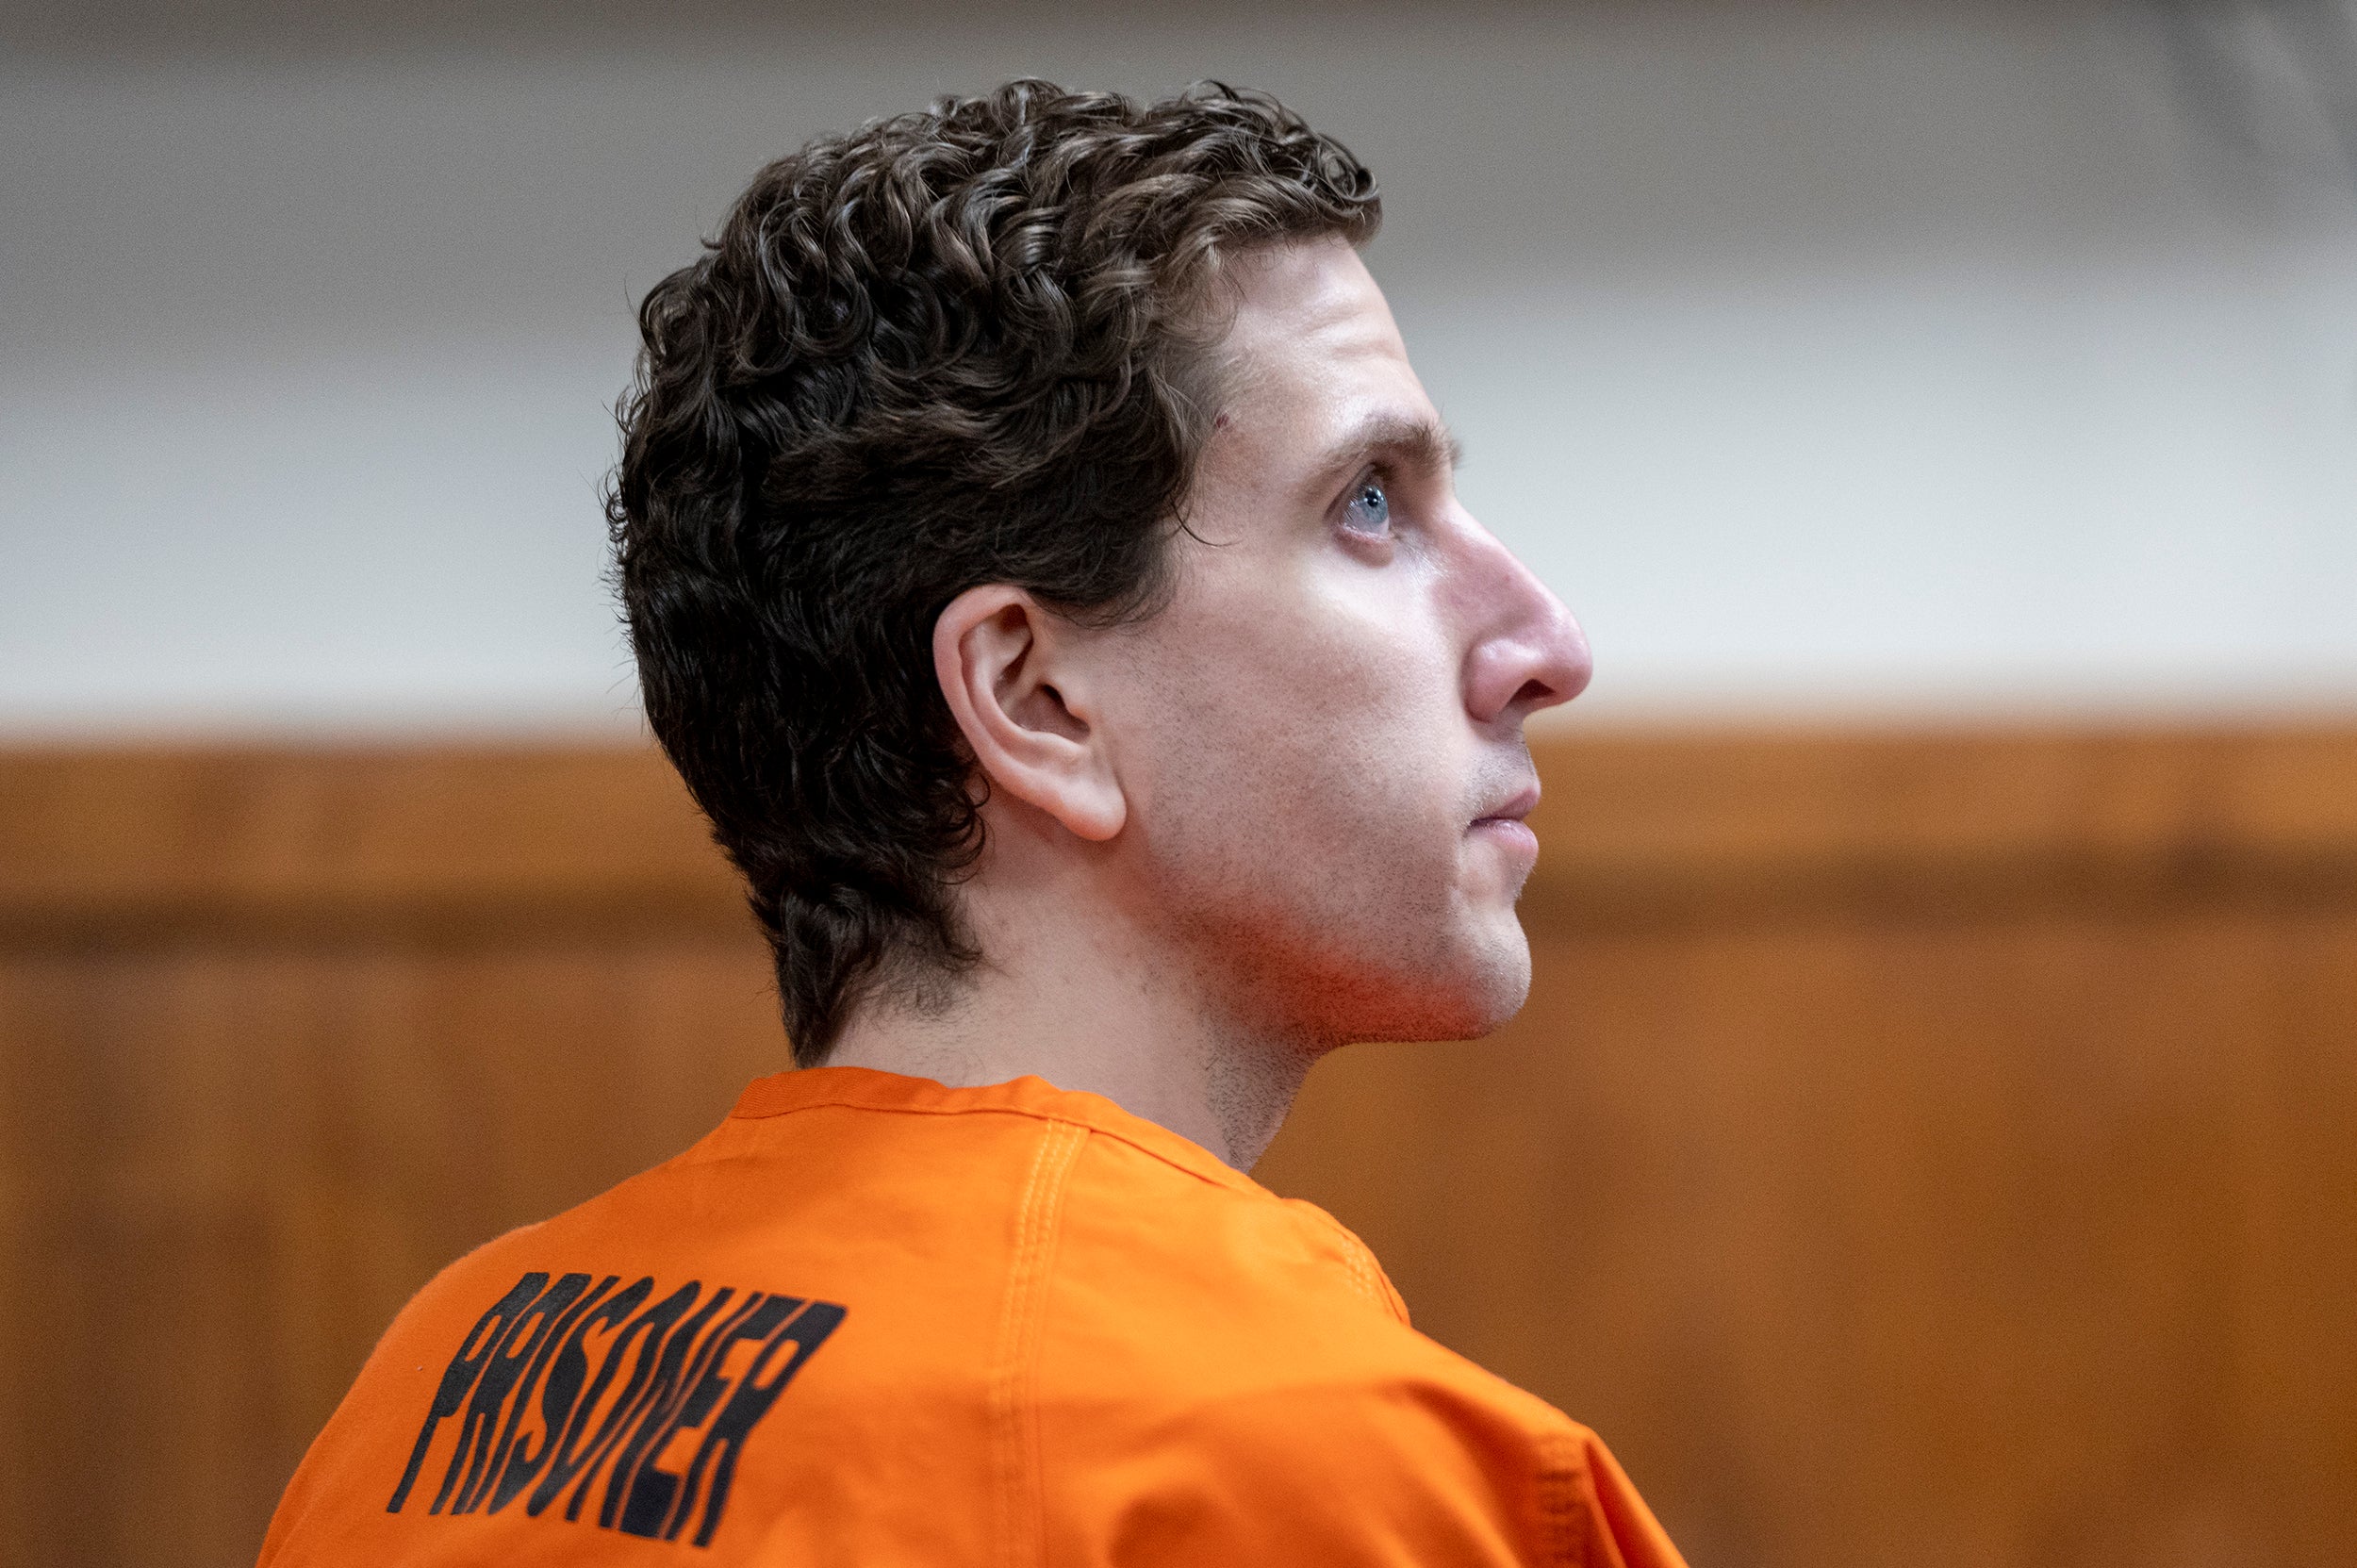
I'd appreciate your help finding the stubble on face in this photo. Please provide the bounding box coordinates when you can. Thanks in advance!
[1098,240,1537,1056]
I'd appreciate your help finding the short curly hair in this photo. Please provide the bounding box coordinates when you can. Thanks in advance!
[611,79,1380,1065]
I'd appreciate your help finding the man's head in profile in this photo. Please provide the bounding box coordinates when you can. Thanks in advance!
[265,81,1685,1568]
[613,79,1589,1169]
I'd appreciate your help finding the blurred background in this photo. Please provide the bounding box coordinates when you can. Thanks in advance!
[2,1,2352,1563]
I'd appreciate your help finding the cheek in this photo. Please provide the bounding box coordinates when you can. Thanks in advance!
[1110,569,1529,1036]
[1124,584,1470,921]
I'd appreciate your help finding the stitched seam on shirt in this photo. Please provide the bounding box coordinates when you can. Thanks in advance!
[1532,1428,1591,1568]
[989,1118,1087,1568]
[1343,1246,1376,1305]
[1323,1226,1407,1324]
[1361,1250,1409,1324]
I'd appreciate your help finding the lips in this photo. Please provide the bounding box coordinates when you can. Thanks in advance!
[1470,782,1540,829]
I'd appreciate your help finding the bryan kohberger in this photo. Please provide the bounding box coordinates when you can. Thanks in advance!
[259,81,1688,1566]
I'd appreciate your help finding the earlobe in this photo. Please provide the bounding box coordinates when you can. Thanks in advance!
[933,586,1128,842]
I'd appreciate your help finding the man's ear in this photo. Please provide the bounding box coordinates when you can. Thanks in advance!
[932,585,1126,842]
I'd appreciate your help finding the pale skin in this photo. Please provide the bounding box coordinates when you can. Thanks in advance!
[829,237,1591,1170]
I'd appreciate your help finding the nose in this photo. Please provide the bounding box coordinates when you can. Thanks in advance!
[1457,520,1591,726]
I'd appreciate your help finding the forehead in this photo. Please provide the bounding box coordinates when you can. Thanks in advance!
[1213,239,1422,426]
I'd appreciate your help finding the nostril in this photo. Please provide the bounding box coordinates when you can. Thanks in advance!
[1510,677,1553,708]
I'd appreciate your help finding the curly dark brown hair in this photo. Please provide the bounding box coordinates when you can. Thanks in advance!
[610,79,1380,1065]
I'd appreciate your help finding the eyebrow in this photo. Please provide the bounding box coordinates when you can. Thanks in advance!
[1296,412,1464,503]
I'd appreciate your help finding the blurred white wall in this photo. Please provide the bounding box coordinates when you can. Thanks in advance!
[5,0,2355,734]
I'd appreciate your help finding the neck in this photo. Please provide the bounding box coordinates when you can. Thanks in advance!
[822,839,1321,1170]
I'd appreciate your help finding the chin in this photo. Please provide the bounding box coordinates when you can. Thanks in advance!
[1453,943,1534,1039]
[1449,906,1535,1032]
[1344,924,1532,1045]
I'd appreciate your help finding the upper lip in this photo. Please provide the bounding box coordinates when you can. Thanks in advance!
[1472,783,1541,825]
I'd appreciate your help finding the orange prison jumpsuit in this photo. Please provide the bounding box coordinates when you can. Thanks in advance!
[259,1067,1687,1566]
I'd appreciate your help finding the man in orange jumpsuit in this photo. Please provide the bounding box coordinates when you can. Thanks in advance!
[260,79,1687,1566]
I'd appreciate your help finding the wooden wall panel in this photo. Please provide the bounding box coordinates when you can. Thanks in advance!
[0,728,2351,1568]
[0,936,784,1568]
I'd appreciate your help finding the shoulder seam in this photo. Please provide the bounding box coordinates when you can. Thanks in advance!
[1280,1199,1412,1325]
[1532,1427,1596,1568]
[988,1117,1088,1568]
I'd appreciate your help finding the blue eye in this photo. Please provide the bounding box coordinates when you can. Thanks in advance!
[1343,478,1392,536]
